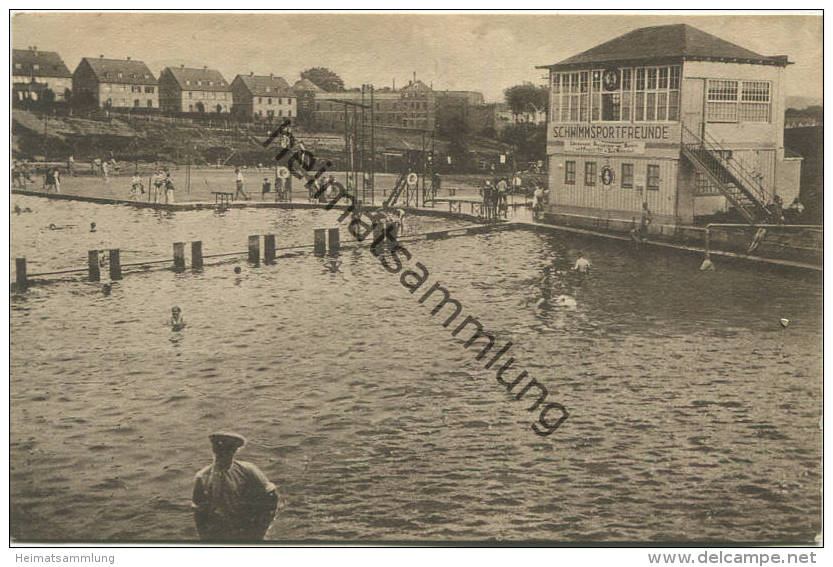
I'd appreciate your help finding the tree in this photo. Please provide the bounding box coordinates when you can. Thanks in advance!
[300,67,345,92]
[447,114,471,171]
[504,83,548,116]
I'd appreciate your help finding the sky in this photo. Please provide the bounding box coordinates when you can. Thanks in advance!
[12,12,823,103]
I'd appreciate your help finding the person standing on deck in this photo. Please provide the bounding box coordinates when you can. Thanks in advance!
[639,202,652,240]
[533,185,544,221]
[234,167,249,200]
[192,432,278,541]
[53,168,61,193]
[164,174,175,204]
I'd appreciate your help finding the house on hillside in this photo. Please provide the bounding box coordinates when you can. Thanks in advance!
[231,73,296,120]
[158,66,232,114]
[537,23,800,226]
[12,47,73,104]
[72,56,158,109]
[292,78,324,122]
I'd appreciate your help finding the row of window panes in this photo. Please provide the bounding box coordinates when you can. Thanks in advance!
[103,72,152,80]
[106,85,154,93]
[104,98,154,108]
[255,109,293,117]
[257,97,291,104]
[564,160,660,190]
[706,80,771,122]
[552,66,680,122]
[184,79,226,87]
[188,104,229,112]
[187,91,228,100]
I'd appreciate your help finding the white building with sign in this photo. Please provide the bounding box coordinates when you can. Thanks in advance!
[537,24,801,226]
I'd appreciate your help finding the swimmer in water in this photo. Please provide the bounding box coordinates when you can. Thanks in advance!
[234,266,242,274]
[14,204,21,215]
[90,222,97,233]
[170,306,186,330]
[573,251,591,273]
[102,283,112,296]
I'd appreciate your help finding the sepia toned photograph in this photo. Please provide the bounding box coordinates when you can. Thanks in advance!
[8,10,823,547]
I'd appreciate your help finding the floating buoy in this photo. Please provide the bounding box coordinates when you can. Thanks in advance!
[780,318,790,328]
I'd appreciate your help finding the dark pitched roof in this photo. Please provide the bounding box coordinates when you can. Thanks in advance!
[234,75,293,97]
[292,78,324,93]
[163,67,231,91]
[13,49,72,78]
[78,57,157,84]
[539,24,790,70]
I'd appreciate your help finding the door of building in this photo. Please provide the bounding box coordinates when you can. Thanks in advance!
[681,78,706,140]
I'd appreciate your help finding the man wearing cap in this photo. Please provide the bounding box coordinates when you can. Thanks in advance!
[192,432,278,541]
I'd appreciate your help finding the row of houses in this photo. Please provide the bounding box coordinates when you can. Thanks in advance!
[12,47,538,133]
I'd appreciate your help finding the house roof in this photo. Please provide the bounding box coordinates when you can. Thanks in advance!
[163,67,231,91]
[78,57,157,84]
[538,24,790,70]
[234,74,293,97]
[292,78,324,93]
[13,49,72,78]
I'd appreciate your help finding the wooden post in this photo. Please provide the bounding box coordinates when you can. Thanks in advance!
[264,234,276,264]
[191,241,203,270]
[88,250,100,282]
[313,229,326,256]
[15,258,27,289]
[173,242,186,270]
[248,235,260,265]
[328,228,340,254]
[109,249,122,280]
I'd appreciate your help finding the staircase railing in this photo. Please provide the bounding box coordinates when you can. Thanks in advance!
[680,124,775,223]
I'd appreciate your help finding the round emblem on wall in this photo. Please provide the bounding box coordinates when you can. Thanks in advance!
[602,68,621,91]
[407,172,419,186]
[277,166,290,179]
[601,166,615,186]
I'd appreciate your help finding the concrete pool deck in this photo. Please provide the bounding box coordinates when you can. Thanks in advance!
[11,188,823,275]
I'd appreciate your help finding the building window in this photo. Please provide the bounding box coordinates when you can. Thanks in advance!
[584,162,597,186]
[278,98,282,105]
[186,80,190,86]
[145,86,154,93]
[565,161,576,185]
[288,110,292,117]
[118,72,123,79]
[268,97,272,105]
[188,91,192,98]
[706,79,771,123]
[278,110,282,117]
[622,163,634,188]
[134,99,140,107]
[647,164,660,191]
[14,63,21,70]
[258,97,262,104]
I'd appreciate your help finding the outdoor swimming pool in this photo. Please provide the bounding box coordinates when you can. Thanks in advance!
[10,195,822,543]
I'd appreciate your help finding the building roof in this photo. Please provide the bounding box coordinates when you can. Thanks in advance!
[163,66,230,91]
[292,78,324,93]
[538,24,790,70]
[13,48,72,78]
[78,57,157,84]
[234,74,293,97]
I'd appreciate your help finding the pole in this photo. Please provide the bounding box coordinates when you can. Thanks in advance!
[344,102,350,192]
[248,235,260,265]
[313,229,326,256]
[191,241,203,270]
[370,84,375,205]
[173,242,186,270]
[109,249,122,280]
[264,234,276,264]
[15,258,27,290]
[328,228,340,254]
[88,250,100,282]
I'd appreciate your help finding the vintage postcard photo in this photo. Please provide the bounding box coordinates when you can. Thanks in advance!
[8,10,823,548]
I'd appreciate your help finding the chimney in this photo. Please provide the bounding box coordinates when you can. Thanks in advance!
[204,65,208,70]
[181,64,185,68]
[269,73,273,79]
[250,71,254,77]
[413,71,416,83]
[126,56,131,60]
[100,54,104,58]
[393,78,396,91]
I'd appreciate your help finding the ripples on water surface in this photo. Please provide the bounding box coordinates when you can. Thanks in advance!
[10,196,822,543]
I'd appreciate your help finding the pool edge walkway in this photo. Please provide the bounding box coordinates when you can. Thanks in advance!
[12,189,822,273]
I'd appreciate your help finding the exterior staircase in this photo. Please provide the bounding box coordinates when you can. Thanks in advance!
[680,124,777,223]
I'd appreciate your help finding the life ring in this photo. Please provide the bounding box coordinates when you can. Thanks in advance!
[277,166,290,180]
[407,172,418,186]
